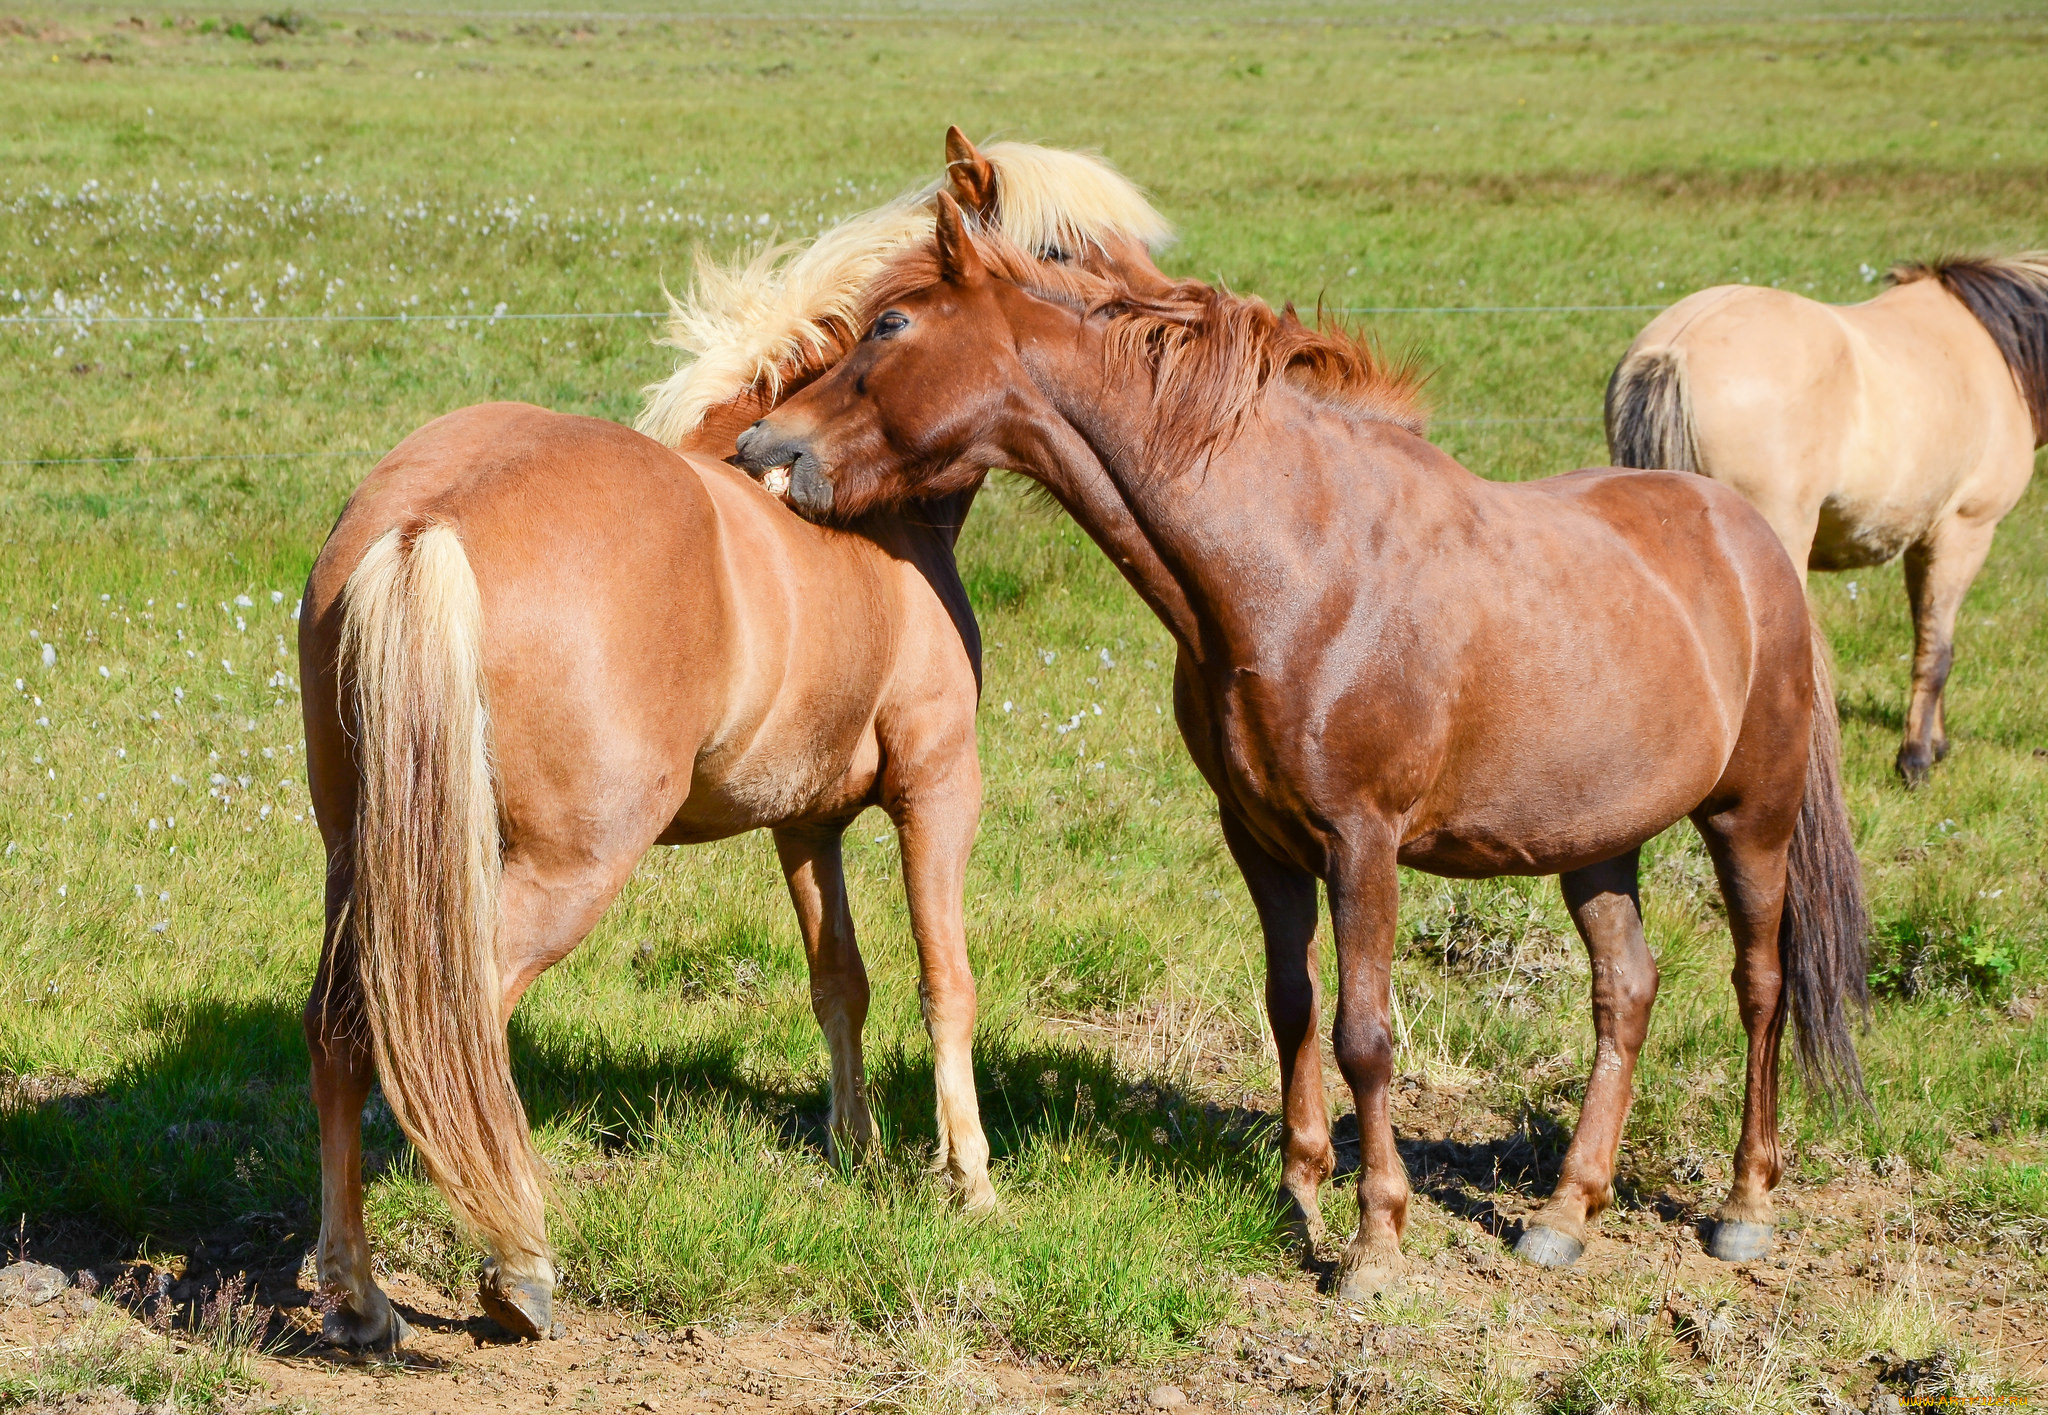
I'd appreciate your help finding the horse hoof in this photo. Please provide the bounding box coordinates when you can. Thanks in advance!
[956,1176,999,1215]
[322,1298,412,1351]
[1275,1185,1328,1253]
[1707,1220,1774,1264]
[478,1259,554,1341]
[1334,1248,1407,1302]
[1895,749,1932,789]
[1513,1225,1585,1269]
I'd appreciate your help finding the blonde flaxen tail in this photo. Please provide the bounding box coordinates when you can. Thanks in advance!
[341,523,550,1275]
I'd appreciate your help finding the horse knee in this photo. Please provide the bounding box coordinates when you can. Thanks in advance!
[1332,1009,1393,1091]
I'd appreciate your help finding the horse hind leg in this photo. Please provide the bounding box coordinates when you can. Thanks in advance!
[304,865,412,1350]
[469,849,646,1340]
[1897,514,1998,786]
[773,826,875,1162]
[1691,803,1796,1263]
[1515,850,1657,1270]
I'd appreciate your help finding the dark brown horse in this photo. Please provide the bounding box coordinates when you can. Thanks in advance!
[733,197,1871,1295]
[299,144,1173,1349]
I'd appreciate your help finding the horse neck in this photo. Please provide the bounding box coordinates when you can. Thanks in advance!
[681,385,985,676]
[1023,342,1385,662]
[1005,391,1206,652]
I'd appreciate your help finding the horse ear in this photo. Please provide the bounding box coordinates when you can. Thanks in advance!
[943,125,999,221]
[934,192,987,287]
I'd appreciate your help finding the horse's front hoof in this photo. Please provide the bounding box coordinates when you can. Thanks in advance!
[1334,1243,1407,1302]
[478,1259,555,1341]
[321,1294,412,1351]
[1895,745,1934,789]
[1513,1224,1585,1269]
[1707,1220,1774,1263]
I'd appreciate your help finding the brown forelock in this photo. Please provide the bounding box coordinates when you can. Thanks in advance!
[857,231,1428,480]
[1891,254,2048,444]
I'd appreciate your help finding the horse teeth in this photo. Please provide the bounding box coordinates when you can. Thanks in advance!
[763,465,792,497]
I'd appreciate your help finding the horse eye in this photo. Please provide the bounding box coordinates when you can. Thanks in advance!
[1041,246,1072,264]
[871,312,909,339]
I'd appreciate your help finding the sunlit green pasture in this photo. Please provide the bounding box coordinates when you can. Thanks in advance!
[1,0,2045,1393]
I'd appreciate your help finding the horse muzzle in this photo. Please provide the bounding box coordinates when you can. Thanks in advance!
[733,424,835,519]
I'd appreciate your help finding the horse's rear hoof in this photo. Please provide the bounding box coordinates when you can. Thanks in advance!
[1707,1220,1774,1263]
[956,1176,999,1215]
[1513,1225,1584,1269]
[1274,1184,1328,1253]
[322,1299,412,1351]
[479,1259,555,1341]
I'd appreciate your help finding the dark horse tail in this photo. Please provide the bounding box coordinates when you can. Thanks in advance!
[1783,615,1871,1103]
[1604,345,1698,472]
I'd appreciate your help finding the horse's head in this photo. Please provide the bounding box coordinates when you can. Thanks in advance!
[638,128,1171,456]
[733,195,1059,521]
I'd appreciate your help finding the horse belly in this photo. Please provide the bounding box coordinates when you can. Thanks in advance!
[662,727,881,843]
[1399,758,1719,878]
[1809,491,1924,571]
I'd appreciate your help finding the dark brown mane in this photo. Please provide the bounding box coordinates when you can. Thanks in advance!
[861,232,1428,478]
[1892,253,2048,446]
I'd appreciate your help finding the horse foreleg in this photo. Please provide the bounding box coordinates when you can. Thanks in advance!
[1219,807,1331,1250]
[304,886,412,1350]
[1898,515,1998,786]
[889,767,993,1213]
[1516,851,1657,1269]
[773,825,874,1163]
[1326,832,1409,1299]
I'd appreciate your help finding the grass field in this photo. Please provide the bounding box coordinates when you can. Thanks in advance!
[2,4,2046,1411]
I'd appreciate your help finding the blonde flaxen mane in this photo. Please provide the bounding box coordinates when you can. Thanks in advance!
[636,142,1173,448]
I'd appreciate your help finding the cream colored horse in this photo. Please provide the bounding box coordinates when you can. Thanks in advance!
[1606,255,2047,784]
[300,131,1172,1350]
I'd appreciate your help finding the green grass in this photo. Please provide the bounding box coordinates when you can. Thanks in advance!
[2,0,2046,1385]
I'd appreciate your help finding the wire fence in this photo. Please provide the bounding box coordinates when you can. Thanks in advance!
[3,300,1624,465]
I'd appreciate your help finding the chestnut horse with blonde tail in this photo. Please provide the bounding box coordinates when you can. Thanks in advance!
[299,132,1172,1350]
[734,197,1871,1296]
[1608,254,2048,785]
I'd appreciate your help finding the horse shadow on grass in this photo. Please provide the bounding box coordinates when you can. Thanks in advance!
[2,992,1662,1321]
[0,994,1276,1300]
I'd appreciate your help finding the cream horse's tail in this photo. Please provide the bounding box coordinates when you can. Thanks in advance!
[1604,345,1700,473]
[340,523,550,1277]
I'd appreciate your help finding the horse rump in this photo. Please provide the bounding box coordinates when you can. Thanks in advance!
[1780,614,1871,1104]
[1604,345,1700,473]
[340,522,551,1272]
